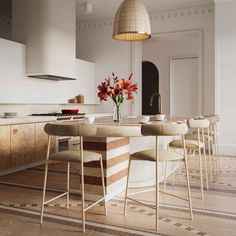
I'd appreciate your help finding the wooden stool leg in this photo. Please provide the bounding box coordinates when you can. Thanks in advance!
[66,162,70,209]
[155,136,160,231]
[100,157,107,215]
[208,138,213,182]
[199,148,204,200]
[123,158,131,216]
[164,161,167,192]
[81,174,85,232]
[202,128,209,190]
[171,163,175,186]
[203,147,209,190]
[40,160,49,224]
[197,128,204,200]
[184,157,193,220]
[80,137,85,233]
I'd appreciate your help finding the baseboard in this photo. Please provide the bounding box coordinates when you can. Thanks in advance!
[0,160,45,177]
[219,144,236,156]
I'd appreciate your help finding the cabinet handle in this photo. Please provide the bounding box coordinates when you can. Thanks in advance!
[72,142,80,145]
[12,128,18,134]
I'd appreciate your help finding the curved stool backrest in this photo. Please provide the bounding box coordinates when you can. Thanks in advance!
[141,122,188,136]
[44,123,97,137]
[204,115,219,124]
[204,115,220,164]
[187,118,210,129]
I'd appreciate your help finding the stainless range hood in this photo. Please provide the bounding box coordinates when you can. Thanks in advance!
[28,74,77,81]
[12,0,77,81]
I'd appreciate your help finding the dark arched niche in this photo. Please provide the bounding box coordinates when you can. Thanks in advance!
[142,61,159,115]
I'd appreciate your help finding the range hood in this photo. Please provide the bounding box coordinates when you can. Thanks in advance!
[12,0,77,81]
[28,74,76,81]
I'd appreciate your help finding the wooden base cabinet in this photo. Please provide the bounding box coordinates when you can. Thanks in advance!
[11,124,35,167]
[0,122,56,171]
[0,126,11,171]
[35,123,56,162]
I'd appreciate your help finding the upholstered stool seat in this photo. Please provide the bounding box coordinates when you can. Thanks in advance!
[131,149,184,162]
[169,139,204,149]
[186,134,212,142]
[49,150,101,163]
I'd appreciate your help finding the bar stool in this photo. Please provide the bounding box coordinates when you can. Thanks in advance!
[185,119,213,182]
[124,122,192,231]
[40,123,107,232]
[169,118,210,199]
[204,115,220,172]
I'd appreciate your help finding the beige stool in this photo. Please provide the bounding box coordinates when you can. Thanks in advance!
[204,115,220,173]
[169,118,210,199]
[40,123,107,232]
[185,134,213,182]
[124,122,192,231]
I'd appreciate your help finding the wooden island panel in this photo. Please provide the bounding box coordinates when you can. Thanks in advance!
[0,125,11,170]
[11,124,35,167]
[35,123,56,162]
[83,137,130,200]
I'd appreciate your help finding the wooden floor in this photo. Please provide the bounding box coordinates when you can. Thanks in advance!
[0,156,236,236]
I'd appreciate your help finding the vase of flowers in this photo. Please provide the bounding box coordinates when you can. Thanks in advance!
[97,73,138,122]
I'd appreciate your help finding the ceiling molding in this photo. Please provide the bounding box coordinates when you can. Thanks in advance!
[150,4,214,22]
[77,4,214,30]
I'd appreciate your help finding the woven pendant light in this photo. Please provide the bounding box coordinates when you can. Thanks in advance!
[113,0,151,41]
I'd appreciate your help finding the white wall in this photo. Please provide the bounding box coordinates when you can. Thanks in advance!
[77,4,215,116]
[142,35,200,115]
[75,59,96,104]
[77,22,133,116]
[0,38,96,104]
[215,0,236,155]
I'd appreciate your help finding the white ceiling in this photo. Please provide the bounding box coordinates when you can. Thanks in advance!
[76,0,214,22]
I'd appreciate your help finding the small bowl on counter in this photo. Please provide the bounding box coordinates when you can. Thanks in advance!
[61,109,79,115]
[84,116,95,124]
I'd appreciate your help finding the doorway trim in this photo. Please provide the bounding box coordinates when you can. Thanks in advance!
[131,29,203,116]
[169,55,202,115]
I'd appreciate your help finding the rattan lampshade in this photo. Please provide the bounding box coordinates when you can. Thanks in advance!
[113,0,151,41]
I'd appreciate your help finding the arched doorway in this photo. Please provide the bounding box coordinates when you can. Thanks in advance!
[142,61,159,115]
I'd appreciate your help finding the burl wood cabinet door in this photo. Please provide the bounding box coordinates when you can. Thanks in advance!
[35,123,56,161]
[11,124,35,167]
[0,125,11,170]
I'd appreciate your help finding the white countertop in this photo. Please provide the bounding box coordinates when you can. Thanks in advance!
[0,113,112,125]
[86,113,112,118]
[0,116,56,125]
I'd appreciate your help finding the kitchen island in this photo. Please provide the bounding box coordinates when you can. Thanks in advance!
[0,115,184,201]
[80,116,183,201]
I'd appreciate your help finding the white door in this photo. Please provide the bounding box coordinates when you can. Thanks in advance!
[170,57,201,116]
